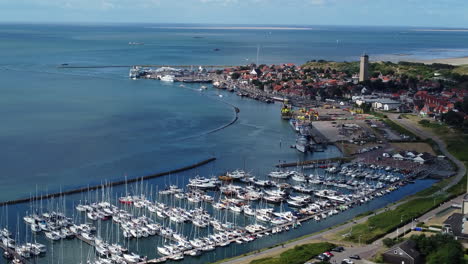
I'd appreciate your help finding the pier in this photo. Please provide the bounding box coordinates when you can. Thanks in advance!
[0,157,216,207]
[139,180,400,264]
[275,157,350,168]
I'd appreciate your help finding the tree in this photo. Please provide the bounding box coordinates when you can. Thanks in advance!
[461,96,468,113]
[427,244,463,264]
[410,234,464,264]
[231,72,241,79]
[442,110,463,127]
[382,238,396,247]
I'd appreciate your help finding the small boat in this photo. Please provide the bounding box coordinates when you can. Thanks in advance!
[160,75,175,82]
[286,200,304,207]
[123,253,146,263]
[31,223,41,233]
[3,251,13,260]
[169,253,184,261]
[268,171,291,179]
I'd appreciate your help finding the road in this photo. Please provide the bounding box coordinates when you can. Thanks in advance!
[221,116,466,264]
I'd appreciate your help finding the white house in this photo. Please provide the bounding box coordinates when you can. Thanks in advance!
[392,153,404,160]
[413,156,426,164]
[372,99,401,111]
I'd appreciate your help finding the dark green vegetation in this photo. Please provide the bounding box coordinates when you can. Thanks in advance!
[302,60,360,76]
[446,136,468,163]
[411,234,464,264]
[382,234,464,264]
[303,60,468,93]
[303,60,467,79]
[419,119,445,129]
[249,242,335,264]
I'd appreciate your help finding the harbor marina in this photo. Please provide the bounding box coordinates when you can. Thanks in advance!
[0,162,437,264]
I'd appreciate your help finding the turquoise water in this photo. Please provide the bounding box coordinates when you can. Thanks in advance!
[0,24,462,263]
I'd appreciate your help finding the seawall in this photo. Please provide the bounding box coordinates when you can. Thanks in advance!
[0,157,216,206]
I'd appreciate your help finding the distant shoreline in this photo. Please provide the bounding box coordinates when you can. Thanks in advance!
[404,56,468,66]
[146,26,314,30]
[374,54,468,66]
[413,29,468,32]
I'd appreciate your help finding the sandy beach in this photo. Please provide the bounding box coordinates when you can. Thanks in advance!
[410,56,468,65]
[412,29,468,32]
[375,55,468,66]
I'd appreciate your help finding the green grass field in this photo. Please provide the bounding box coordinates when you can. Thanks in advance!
[382,118,420,140]
[250,242,335,264]
[452,64,468,76]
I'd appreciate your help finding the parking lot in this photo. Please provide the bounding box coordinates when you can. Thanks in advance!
[306,245,377,264]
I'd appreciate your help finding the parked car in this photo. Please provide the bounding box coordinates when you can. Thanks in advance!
[332,246,345,252]
[316,253,329,261]
[341,259,354,264]
[324,251,334,257]
[349,255,360,260]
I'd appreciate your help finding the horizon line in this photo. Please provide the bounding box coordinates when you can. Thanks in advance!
[0,21,467,30]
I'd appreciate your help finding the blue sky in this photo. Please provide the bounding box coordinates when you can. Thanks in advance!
[0,0,466,27]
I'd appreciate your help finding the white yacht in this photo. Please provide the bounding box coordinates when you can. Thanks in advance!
[160,75,175,82]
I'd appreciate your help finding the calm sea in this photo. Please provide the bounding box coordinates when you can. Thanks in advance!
[0,24,460,263]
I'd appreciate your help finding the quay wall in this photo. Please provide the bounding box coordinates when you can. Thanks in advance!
[276,157,350,168]
[0,158,216,207]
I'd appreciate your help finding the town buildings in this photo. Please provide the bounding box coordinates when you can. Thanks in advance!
[382,240,422,264]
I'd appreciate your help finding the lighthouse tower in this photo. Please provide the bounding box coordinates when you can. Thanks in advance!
[359,54,369,82]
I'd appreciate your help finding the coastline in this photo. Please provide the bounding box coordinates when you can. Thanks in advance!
[407,56,468,66]
[374,55,468,66]
[146,26,314,30]
[412,29,468,32]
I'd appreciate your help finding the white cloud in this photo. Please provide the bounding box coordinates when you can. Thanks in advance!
[2,0,161,10]
[310,0,325,5]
